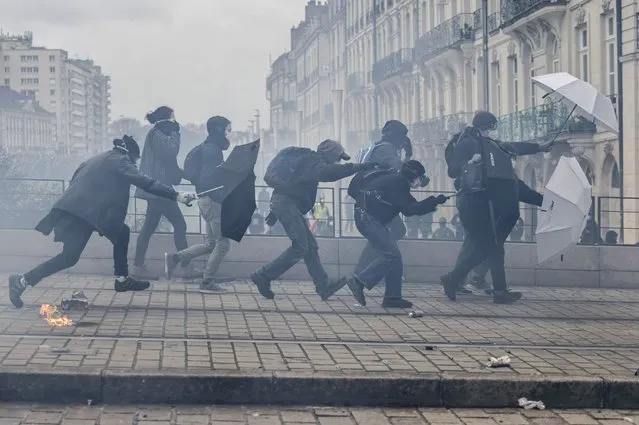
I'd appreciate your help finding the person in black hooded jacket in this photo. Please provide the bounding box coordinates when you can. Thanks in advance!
[441,111,554,304]
[165,116,233,293]
[7,136,196,309]
[323,160,448,308]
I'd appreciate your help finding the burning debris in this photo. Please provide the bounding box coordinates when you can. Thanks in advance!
[39,304,73,327]
[60,290,89,311]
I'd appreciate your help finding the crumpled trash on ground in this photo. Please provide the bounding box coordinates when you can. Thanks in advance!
[487,355,511,368]
[518,397,545,410]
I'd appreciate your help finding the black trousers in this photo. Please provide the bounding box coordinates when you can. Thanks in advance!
[134,198,188,266]
[25,221,130,286]
[447,194,518,291]
[355,215,406,297]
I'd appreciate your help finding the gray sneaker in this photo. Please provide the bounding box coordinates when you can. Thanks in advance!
[199,281,226,294]
[463,282,489,296]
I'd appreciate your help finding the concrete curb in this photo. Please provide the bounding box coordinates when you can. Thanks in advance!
[2,367,639,408]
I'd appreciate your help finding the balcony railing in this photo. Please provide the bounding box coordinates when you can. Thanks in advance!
[347,72,366,91]
[412,113,473,143]
[501,0,567,28]
[497,102,597,142]
[372,48,415,83]
[297,77,309,93]
[282,100,297,113]
[414,13,475,63]
[473,10,501,34]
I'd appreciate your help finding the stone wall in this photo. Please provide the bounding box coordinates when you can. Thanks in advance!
[0,229,636,288]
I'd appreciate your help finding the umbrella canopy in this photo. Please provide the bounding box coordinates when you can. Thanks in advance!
[205,139,260,242]
[532,72,618,134]
[535,156,592,264]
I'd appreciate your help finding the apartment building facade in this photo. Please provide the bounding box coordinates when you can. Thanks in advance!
[0,31,110,156]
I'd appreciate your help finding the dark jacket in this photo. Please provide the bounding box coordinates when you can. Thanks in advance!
[38,149,177,243]
[452,127,542,214]
[187,137,226,199]
[365,139,402,170]
[135,121,182,200]
[355,172,439,224]
[275,151,360,214]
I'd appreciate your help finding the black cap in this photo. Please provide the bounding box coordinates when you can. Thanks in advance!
[113,135,140,159]
[472,111,498,130]
[317,139,351,162]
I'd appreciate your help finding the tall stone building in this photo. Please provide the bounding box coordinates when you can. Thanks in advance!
[268,0,638,239]
[0,31,110,156]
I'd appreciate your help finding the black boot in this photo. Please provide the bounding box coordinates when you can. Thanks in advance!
[9,274,28,308]
[493,290,522,304]
[317,278,347,301]
[440,275,457,301]
[345,277,366,306]
[381,297,413,309]
[251,272,274,299]
[114,276,150,292]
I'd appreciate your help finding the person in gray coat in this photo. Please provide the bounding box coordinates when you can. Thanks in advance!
[132,106,197,280]
[7,136,196,309]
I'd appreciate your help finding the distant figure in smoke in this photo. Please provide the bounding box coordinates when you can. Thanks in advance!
[131,106,198,281]
[7,136,196,308]
[432,217,456,240]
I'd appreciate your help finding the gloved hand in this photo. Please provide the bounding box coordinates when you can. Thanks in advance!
[265,211,278,226]
[176,192,197,206]
[435,194,448,204]
[468,153,482,164]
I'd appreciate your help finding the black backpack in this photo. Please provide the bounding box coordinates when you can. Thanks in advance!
[264,147,313,189]
[183,144,202,184]
[347,168,395,201]
[444,132,463,178]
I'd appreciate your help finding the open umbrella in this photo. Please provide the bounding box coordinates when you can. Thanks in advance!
[532,72,618,134]
[202,139,260,242]
[535,156,592,264]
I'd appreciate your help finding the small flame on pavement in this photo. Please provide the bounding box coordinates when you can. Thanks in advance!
[39,304,73,327]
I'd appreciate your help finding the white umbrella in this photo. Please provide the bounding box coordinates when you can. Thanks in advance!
[532,72,618,134]
[535,156,592,264]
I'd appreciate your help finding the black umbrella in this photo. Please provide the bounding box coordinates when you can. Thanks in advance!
[197,139,260,242]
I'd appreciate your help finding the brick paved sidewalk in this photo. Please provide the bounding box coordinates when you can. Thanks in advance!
[1,403,638,425]
[0,275,638,407]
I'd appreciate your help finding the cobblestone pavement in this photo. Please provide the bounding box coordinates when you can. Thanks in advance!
[0,275,638,377]
[0,403,638,425]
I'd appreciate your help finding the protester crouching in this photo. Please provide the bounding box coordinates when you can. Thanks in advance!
[252,139,381,300]
[8,136,197,308]
[323,160,447,308]
[356,120,425,290]
[165,116,233,293]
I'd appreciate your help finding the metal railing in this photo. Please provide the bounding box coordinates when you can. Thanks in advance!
[500,0,568,28]
[347,72,367,92]
[412,113,474,144]
[372,48,415,83]
[1,178,638,246]
[473,10,501,34]
[414,13,475,63]
[497,101,597,143]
